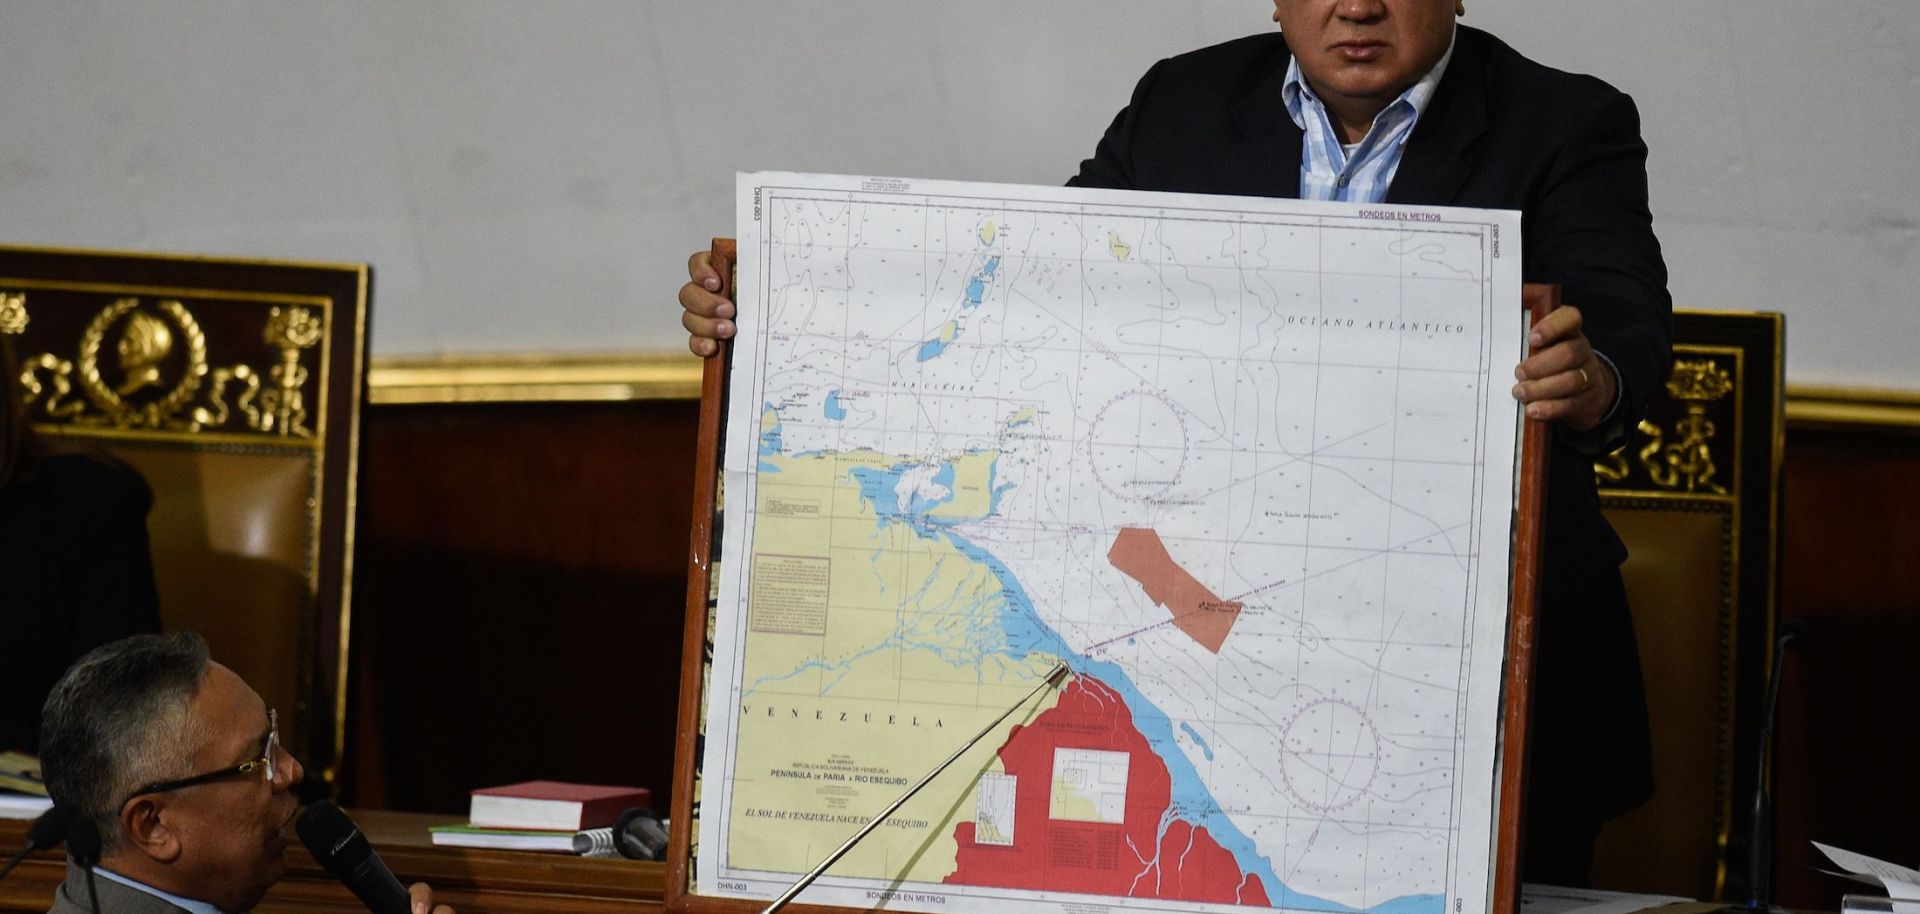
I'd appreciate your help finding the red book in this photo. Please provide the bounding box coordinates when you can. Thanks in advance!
[469,781,651,832]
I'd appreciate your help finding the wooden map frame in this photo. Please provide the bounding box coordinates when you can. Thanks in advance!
[668,237,1552,914]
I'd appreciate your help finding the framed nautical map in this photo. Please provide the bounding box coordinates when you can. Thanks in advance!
[668,173,1547,914]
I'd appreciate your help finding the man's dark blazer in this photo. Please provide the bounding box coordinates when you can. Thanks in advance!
[1,452,162,754]
[1070,24,1671,854]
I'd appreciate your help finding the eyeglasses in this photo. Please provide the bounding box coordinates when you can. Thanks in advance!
[122,709,279,806]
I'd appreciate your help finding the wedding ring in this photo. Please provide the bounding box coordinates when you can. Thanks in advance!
[1577,367,1591,390]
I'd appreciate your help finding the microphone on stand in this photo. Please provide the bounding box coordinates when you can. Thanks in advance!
[0,805,75,882]
[67,816,103,914]
[1724,619,1807,914]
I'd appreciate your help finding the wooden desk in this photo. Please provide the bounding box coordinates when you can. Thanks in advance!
[0,811,667,914]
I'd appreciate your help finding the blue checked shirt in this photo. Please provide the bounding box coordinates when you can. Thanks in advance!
[1281,34,1454,204]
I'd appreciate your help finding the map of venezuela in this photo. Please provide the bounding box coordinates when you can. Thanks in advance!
[702,173,1523,914]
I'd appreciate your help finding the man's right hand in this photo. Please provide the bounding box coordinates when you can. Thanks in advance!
[409,881,454,914]
[679,251,735,358]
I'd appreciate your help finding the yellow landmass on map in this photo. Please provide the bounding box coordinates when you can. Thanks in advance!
[1007,406,1036,428]
[979,219,996,245]
[1109,230,1131,260]
[730,448,1062,882]
[926,450,999,520]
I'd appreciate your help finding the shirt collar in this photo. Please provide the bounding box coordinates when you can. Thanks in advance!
[1283,27,1458,138]
[93,865,237,914]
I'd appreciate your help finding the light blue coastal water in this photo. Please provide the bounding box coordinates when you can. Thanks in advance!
[757,407,783,473]
[1179,722,1215,762]
[963,256,1001,309]
[916,255,1004,362]
[916,338,952,362]
[824,390,848,420]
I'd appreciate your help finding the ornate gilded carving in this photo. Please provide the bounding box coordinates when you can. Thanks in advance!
[20,296,321,439]
[1596,357,1734,494]
[1645,359,1732,494]
[0,291,26,335]
[76,298,208,429]
[1594,420,1660,484]
[21,354,85,420]
[194,364,260,430]
[1666,358,1734,403]
[256,306,321,436]
[113,309,179,396]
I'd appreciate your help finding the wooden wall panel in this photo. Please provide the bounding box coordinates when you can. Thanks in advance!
[1773,427,1920,909]
[345,399,698,813]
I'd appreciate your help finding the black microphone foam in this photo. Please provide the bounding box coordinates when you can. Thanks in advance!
[296,801,411,914]
[64,816,101,868]
[0,805,77,882]
[25,805,75,852]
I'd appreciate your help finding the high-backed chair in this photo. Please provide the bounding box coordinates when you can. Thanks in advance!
[1588,310,1785,899]
[2,245,369,786]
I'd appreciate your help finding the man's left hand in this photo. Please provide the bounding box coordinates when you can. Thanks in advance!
[410,882,455,914]
[1512,304,1615,432]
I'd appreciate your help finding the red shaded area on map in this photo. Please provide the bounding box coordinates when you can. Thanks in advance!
[1107,527,1244,653]
[946,674,1270,906]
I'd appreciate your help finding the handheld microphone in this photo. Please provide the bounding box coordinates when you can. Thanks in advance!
[296,802,411,914]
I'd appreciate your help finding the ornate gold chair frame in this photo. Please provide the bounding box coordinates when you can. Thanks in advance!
[1590,310,1785,900]
[2,246,368,786]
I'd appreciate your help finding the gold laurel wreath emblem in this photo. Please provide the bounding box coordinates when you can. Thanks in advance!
[76,297,210,428]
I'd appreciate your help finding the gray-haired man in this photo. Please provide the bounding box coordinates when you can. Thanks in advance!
[38,633,451,914]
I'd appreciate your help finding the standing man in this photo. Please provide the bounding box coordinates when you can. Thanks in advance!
[37,633,454,914]
[679,0,1670,885]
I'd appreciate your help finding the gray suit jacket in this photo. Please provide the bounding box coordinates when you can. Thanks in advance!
[48,864,193,914]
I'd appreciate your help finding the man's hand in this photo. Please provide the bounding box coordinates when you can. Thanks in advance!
[1513,305,1616,432]
[409,882,454,914]
[680,251,735,358]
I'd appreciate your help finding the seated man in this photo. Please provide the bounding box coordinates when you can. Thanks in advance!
[37,633,451,914]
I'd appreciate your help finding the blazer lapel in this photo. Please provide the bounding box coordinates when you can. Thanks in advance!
[1385,28,1490,206]
[1221,55,1303,200]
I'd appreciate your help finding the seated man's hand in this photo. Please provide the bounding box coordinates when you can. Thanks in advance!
[1512,305,1616,432]
[409,881,454,914]
[680,251,735,358]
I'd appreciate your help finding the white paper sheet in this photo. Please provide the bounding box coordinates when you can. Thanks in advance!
[1818,841,1920,900]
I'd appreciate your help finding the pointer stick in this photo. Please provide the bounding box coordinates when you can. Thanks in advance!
[760,661,1072,914]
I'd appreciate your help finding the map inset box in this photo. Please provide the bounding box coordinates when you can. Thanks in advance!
[748,553,830,635]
